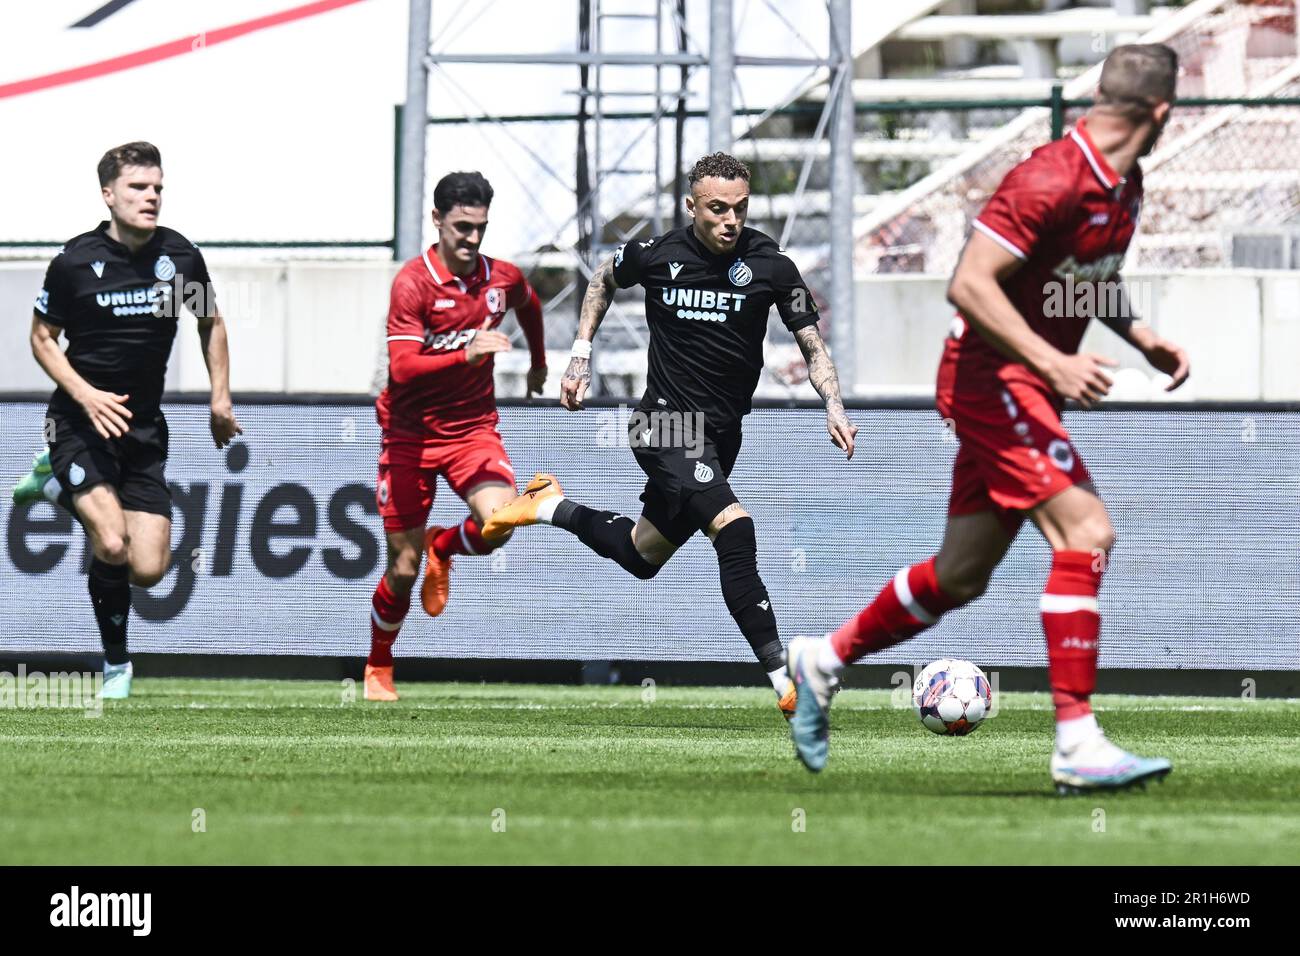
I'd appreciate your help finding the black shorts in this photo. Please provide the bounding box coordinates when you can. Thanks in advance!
[46,407,172,517]
[629,394,742,547]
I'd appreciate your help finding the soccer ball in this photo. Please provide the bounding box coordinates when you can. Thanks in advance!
[912,659,993,736]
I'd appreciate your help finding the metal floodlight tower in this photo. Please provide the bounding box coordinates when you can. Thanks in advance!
[399,0,856,391]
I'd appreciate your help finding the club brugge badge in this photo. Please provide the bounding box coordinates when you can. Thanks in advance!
[693,461,714,483]
[69,462,85,487]
[154,255,176,281]
[728,259,752,287]
[486,288,505,315]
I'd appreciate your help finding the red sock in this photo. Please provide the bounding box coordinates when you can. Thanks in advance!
[1041,550,1103,722]
[432,516,491,559]
[369,576,410,667]
[830,557,963,665]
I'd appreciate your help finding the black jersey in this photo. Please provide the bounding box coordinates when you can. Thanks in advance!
[34,221,215,417]
[612,225,818,432]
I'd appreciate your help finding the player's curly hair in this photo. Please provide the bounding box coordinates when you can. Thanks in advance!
[688,152,751,187]
[433,171,494,213]
[98,142,162,187]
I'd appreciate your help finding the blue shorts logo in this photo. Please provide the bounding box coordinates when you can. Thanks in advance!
[154,255,176,281]
[728,259,752,287]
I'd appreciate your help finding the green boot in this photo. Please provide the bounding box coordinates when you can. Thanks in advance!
[12,447,54,506]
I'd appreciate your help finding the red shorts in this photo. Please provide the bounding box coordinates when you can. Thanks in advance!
[376,427,517,533]
[937,378,1091,533]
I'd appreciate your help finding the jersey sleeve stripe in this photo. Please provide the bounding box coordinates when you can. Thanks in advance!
[972,219,1028,260]
[386,335,425,343]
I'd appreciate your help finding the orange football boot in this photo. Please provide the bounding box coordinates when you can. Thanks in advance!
[421,526,452,617]
[778,679,797,720]
[364,663,399,701]
[480,473,564,544]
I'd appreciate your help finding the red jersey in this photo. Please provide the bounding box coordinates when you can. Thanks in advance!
[376,246,534,441]
[938,118,1143,400]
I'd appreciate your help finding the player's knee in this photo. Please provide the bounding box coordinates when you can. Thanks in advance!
[94,534,129,564]
[628,551,663,580]
[386,547,421,593]
[130,566,166,588]
[1068,513,1116,554]
[944,572,991,605]
[620,533,663,579]
[705,502,749,539]
[934,555,993,606]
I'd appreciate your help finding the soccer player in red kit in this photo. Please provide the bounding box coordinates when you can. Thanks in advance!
[366,171,546,700]
[788,45,1191,791]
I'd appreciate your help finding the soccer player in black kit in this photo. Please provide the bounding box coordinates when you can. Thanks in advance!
[483,153,856,716]
[12,142,241,698]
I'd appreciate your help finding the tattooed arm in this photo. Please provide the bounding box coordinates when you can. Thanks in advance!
[560,256,617,411]
[794,324,857,460]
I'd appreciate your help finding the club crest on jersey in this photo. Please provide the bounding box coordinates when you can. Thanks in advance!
[154,255,176,281]
[377,477,390,505]
[69,463,85,487]
[693,461,714,483]
[90,261,106,278]
[485,288,505,315]
[728,259,752,287]
[1047,439,1075,472]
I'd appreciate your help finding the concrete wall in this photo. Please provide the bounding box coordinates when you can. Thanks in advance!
[0,261,399,395]
[854,270,1300,400]
[4,262,1297,400]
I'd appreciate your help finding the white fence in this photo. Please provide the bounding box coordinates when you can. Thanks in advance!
[2,261,1297,400]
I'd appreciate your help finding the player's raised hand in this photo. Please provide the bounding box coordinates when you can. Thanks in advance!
[210,401,243,449]
[79,388,133,440]
[1142,336,1191,392]
[826,403,857,460]
[525,364,548,398]
[560,356,591,411]
[1045,353,1117,409]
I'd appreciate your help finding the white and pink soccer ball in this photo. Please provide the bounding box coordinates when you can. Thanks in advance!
[912,658,993,736]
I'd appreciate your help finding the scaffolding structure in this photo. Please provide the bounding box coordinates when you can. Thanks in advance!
[396,0,858,394]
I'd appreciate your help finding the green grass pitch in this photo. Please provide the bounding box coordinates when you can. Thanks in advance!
[1,679,1296,865]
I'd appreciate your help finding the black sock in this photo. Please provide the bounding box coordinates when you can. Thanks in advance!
[713,518,784,673]
[551,499,661,580]
[88,558,131,665]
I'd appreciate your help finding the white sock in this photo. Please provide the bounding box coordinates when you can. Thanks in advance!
[42,474,63,504]
[767,665,788,692]
[534,495,564,524]
[816,636,846,676]
[1056,712,1100,753]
